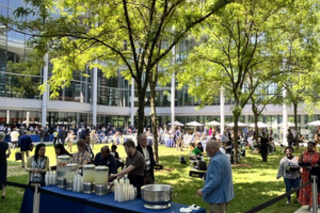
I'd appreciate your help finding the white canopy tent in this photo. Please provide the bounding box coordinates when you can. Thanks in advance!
[277,122,296,127]
[249,122,269,128]
[186,121,203,126]
[168,121,184,126]
[206,120,220,126]
[306,120,320,126]
[226,122,247,127]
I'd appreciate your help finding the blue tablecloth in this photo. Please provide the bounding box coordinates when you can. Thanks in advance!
[165,138,174,147]
[86,193,206,213]
[147,137,153,146]
[30,135,40,142]
[20,186,206,213]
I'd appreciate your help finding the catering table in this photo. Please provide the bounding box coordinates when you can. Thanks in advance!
[30,135,40,142]
[164,138,174,147]
[20,186,206,213]
[147,137,153,146]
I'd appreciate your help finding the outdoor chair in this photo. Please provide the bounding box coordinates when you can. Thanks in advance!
[188,152,197,168]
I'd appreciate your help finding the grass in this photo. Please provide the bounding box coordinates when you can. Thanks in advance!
[1,143,303,213]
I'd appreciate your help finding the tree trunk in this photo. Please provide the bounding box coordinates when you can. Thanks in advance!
[233,111,240,164]
[137,86,146,137]
[293,102,299,148]
[150,81,159,163]
[251,98,260,142]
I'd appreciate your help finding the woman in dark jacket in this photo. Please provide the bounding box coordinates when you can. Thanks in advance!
[259,131,269,162]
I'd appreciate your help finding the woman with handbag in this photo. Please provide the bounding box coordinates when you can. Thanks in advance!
[276,147,301,204]
[25,143,50,186]
[0,132,11,199]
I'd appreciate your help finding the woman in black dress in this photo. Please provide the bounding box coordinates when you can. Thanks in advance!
[259,131,269,162]
[0,131,11,198]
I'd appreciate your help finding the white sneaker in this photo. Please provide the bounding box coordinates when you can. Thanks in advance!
[286,200,290,204]
[310,207,313,212]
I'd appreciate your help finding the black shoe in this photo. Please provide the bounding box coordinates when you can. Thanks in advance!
[1,195,5,199]
[22,166,24,168]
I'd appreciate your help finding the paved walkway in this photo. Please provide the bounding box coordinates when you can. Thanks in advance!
[295,206,320,213]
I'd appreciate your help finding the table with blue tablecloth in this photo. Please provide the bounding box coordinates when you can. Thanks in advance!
[147,137,153,146]
[29,135,40,142]
[164,138,174,147]
[20,186,206,213]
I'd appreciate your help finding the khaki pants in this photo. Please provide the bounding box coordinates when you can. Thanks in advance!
[209,203,227,213]
[21,150,30,167]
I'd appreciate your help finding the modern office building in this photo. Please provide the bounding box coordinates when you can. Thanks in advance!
[1,0,319,140]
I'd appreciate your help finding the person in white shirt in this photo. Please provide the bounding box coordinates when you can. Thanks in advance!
[10,128,19,150]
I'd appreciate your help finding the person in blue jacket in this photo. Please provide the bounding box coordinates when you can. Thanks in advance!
[197,140,234,213]
[19,131,33,168]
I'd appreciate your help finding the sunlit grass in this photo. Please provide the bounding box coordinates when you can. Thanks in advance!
[3,143,304,213]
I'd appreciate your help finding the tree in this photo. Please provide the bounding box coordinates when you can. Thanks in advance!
[178,0,292,163]
[1,0,235,163]
[269,0,320,147]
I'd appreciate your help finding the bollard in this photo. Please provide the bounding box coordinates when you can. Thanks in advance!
[32,184,40,213]
[312,175,317,212]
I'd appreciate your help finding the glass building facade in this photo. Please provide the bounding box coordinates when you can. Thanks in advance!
[0,0,319,140]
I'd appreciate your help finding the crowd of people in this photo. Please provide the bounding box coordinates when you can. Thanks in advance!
[4,121,320,213]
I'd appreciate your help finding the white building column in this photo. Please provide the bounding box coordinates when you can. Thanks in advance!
[6,110,9,124]
[283,88,288,144]
[41,53,49,127]
[220,87,225,133]
[92,61,98,127]
[171,44,176,131]
[26,112,30,127]
[130,78,135,127]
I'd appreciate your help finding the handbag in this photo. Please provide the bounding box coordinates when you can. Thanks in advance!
[15,152,22,161]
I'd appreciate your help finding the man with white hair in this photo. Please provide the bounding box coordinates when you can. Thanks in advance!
[197,140,234,213]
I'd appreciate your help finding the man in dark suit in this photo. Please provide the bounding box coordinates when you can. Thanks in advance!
[60,127,68,145]
[136,133,156,184]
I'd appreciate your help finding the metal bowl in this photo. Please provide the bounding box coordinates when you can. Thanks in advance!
[141,184,173,209]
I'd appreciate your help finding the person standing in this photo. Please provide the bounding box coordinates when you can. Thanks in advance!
[287,129,294,147]
[19,131,33,168]
[60,127,67,145]
[94,146,117,175]
[175,126,182,151]
[109,140,145,198]
[276,147,301,204]
[111,145,124,171]
[298,141,320,211]
[0,132,11,199]
[84,133,94,162]
[259,131,269,162]
[197,140,234,213]
[136,133,156,184]
[65,130,75,153]
[10,128,19,150]
[25,143,49,186]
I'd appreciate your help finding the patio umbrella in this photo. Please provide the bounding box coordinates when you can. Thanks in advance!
[226,122,247,127]
[168,121,184,126]
[206,120,221,126]
[186,121,203,126]
[249,122,269,128]
[307,120,320,126]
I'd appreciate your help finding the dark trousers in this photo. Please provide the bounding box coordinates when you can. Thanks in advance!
[116,160,124,171]
[260,145,268,162]
[284,177,301,201]
[53,138,59,145]
[128,175,144,198]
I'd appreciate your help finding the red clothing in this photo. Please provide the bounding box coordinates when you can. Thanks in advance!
[299,150,320,206]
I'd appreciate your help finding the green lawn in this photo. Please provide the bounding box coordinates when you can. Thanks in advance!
[1,144,302,213]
